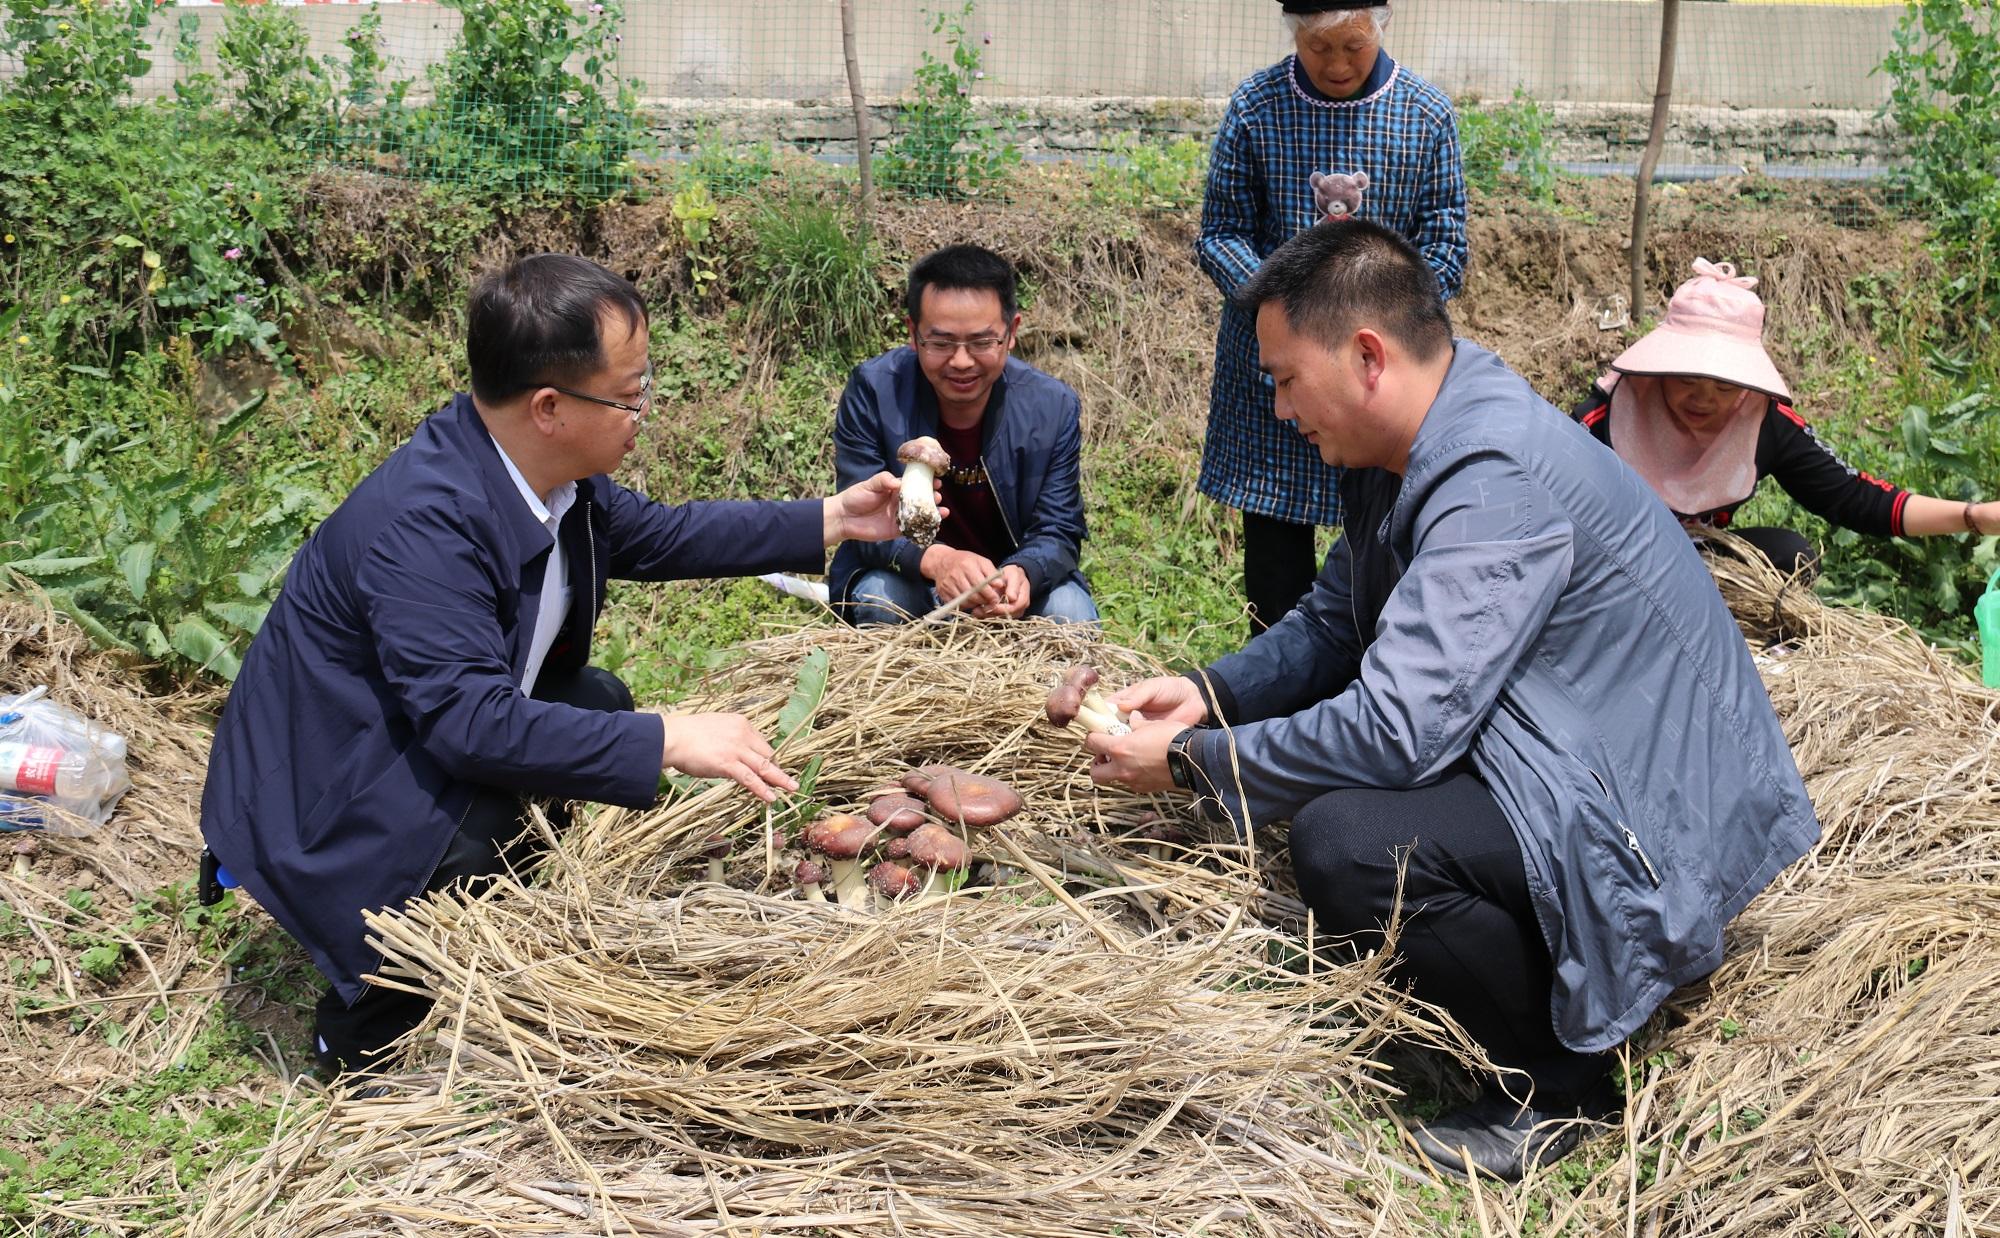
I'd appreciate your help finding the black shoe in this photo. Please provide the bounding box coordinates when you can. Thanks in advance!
[1412,1094,1606,1182]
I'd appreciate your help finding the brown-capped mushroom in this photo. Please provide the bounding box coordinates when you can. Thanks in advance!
[703,834,730,885]
[902,764,1023,828]
[884,835,913,861]
[867,793,928,834]
[868,860,921,904]
[896,437,952,546]
[793,858,829,904]
[10,835,37,880]
[804,813,879,910]
[1045,665,1130,735]
[1137,815,1189,863]
[906,823,971,903]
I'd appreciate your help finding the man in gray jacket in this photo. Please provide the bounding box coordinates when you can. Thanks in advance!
[1086,220,1819,1180]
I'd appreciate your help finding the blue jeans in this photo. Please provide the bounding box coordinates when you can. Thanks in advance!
[845,568,1098,626]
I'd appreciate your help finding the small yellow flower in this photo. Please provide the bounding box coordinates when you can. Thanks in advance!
[2,234,13,244]
[13,335,28,346]
[56,20,69,31]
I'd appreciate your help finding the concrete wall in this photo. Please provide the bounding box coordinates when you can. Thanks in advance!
[10,1,1904,167]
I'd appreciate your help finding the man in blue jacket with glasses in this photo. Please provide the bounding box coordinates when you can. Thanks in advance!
[200,254,908,1077]
[830,244,1096,624]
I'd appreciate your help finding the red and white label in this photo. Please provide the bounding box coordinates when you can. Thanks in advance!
[1,744,60,796]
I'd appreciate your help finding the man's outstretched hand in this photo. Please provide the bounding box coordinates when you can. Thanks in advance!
[823,472,945,546]
[658,712,799,802]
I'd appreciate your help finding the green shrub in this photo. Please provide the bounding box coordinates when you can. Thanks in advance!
[878,2,1020,199]
[378,0,650,200]
[0,339,329,683]
[1458,87,1559,204]
[745,199,889,359]
[215,0,332,140]
[1087,134,1210,214]
[0,0,153,110]
[1883,0,2000,323]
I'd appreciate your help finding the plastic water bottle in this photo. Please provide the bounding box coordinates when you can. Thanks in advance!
[1976,566,2000,689]
[0,741,113,802]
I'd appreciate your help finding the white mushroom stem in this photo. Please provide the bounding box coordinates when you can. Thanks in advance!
[706,858,726,884]
[912,865,963,908]
[899,460,939,530]
[1075,689,1130,736]
[801,879,828,904]
[829,859,869,910]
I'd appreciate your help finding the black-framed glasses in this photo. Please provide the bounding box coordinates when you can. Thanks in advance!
[548,364,653,420]
[916,334,1011,359]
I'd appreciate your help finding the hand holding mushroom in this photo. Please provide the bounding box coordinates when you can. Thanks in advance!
[1084,718,1182,795]
[895,437,953,546]
[822,471,937,546]
[1046,665,1131,736]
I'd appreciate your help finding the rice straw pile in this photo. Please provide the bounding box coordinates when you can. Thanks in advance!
[176,543,2000,1235]
[181,616,1460,1236]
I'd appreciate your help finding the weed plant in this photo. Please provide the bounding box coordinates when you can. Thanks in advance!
[745,199,891,360]
[878,2,1021,199]
[1458,87,1560,205]
[1087,135,1210,215]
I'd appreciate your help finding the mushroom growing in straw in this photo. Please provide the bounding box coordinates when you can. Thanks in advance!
[703,834,729,884]
[793,858,829,904]
[804,813,879,910]
[867,792,929,834]
[901,764,1023,828]
[867,860,921,905]
[895,437,951,547]
[905,823,971,904]
[1045,665,1130,736]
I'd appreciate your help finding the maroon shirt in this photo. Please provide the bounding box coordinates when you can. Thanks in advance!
[933,419,1012,561]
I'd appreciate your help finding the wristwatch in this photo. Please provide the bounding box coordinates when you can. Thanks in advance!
[1165,727,1199,791]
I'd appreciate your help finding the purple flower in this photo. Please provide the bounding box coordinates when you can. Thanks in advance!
[224,247,243,260]
[589,3,602,11]
[974,70,985,79]
[234,293,248,303]
[613,33,621,41]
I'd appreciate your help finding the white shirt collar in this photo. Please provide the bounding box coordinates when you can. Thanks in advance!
[491,438,577,531]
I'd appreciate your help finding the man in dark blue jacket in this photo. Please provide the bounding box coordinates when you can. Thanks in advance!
[199,255,906,1076]
[830,244,1095,624]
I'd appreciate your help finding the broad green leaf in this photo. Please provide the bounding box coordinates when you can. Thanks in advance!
[117,541,156,603]
[774,647,828,748]
[46,594,136,653]
[1900,405,1931,458]
[213,391,268,446]
[169,617,243,681]
[4,554,103,578]
[140,622,172,659]
[205,599,269,636]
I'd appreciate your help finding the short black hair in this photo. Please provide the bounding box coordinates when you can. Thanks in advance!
[1233,219,1452,362]
[905,243,1017,323]
[466,254,648,404]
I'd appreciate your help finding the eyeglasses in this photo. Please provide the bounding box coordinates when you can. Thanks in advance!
[916,336,1010,360]
[548,364,653,420]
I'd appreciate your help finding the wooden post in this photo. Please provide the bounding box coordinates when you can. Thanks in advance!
[839,0,875,235]
[1629,0,1681,315]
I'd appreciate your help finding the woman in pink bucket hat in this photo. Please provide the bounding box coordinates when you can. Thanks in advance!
[1573,258,1999,574]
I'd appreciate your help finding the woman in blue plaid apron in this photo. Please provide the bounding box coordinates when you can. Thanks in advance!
[1197,0,1467,633]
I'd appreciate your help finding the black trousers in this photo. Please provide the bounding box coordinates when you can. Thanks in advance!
[1288,771,1615,1111]
[1711,526,1820,580]
[1243,511,1319,635]
[313,665,635,1077]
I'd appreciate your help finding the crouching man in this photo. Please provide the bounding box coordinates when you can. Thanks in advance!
[829,244,1096,624]
[200,255,910,1078]
[1083,220,1819,1180]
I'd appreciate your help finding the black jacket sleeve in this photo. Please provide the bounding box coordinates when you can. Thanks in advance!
[1757,401,1908,536]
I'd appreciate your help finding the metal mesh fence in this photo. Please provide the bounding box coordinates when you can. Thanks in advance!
[5,0,1913,202]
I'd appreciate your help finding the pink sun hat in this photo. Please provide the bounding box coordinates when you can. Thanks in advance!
[1610,258,1791,401]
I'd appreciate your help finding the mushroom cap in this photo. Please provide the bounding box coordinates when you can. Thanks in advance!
[804,813,877,861]
[1046,665,1100,727]
[868,861,921,901]
[884,835,913,861]
[906,823,970,872]
[896,436,951,472]
[1138,819,1189,847]
[703,833,730,860]
[867,793,929,833]
[794,858,828,887]
[907,763,1023,828]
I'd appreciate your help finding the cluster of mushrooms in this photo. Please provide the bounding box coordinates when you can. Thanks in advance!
[791,764,1024,911]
